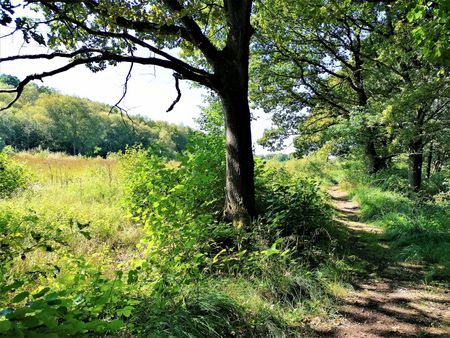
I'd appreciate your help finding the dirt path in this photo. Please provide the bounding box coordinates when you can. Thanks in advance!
[311,186,450,338]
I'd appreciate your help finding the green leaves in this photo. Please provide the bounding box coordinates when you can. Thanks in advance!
[11,292,29,304]
[406,1,450,64]
[107,319,124,330]
[0,85,191,158]
[0,273,130,336]
[0,149,30,198]
[33,287,50,299]
[127,269,139,285]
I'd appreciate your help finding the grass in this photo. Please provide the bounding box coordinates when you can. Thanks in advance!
[8,149,447,336]
[264,149,340,189]
[339,161,450,281]
[4,152,141,276]
[0,151,351,337]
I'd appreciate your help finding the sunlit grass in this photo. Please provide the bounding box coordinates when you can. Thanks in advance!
[1,151,354,336]
[340,163,450,280]
[3,152,142,277]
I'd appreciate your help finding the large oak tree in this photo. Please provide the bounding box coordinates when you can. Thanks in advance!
[0,0,256,225]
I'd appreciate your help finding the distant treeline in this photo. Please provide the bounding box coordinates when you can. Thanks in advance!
[0,74,191,158]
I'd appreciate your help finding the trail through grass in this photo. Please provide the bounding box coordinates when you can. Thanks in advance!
[309,186,450,338]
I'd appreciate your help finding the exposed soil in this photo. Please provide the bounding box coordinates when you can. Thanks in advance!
[309,186,450,338]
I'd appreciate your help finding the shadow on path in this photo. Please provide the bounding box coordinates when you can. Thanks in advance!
[309,186,450,338]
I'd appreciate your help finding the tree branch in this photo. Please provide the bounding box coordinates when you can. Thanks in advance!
[162,0,220,62]
[166,73,182,112]
[38,1,212,80]
[0,49,214,111]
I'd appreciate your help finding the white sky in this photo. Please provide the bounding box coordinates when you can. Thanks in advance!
[0,24,291,155]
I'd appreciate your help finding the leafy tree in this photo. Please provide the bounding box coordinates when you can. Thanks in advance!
[0,75,191,157]
[0,74,20,87]
[37,94,103,155]
[252,0,450,190]
[252,0,400,173]
[406,0,450,64]
[366,7,450,191]
[0,0,257,225]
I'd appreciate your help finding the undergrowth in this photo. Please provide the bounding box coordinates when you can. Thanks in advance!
[340,159,450,281]
[0,139,346,337]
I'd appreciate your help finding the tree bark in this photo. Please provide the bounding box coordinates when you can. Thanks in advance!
[353,43,387,175]
[364,129,387,174]
[365,140,382,174]
[426,142,433,179]
[213,0,256,227]
[220,89,256,226]
[408,109,426,191]
[435,151,443,173]
[408,139,423,192]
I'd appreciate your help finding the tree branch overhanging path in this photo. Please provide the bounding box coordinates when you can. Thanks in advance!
[0,0,256,225]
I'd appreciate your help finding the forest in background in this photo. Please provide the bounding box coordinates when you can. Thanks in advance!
[0,74,191,158]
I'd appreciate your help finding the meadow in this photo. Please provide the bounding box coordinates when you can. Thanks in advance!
[0,147,348,337]
[6,152,141,273]
[1,146,449,337]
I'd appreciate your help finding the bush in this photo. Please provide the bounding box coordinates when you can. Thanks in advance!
[120,132,226,299]
[256,162,332,237]
[0,206,131,337]
[0,149,30,198]
[118,128,341,336]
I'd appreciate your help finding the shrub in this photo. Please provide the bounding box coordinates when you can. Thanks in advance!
[256,162,332,237]
[119,131,339,336]
[0,149,30,198]
[120,132,226,300]
[0,206,131,337]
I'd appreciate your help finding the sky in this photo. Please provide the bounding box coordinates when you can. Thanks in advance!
[0,22,292,155]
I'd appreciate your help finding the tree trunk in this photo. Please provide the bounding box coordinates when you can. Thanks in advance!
[353,46,387,175]
[212,0,255,227]
[365,140,380,174]
[364,131,386,174]
[435,151,443,173]
[408,108,426,191]
[408,139,423,192]
[426,142,433,179]
[220,89,256,227]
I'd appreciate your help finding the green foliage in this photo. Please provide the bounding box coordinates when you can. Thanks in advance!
[0,149,29,198]
[0,205,133,337]
[0,153,143,337]
[256,162,332,237]
[120,130,339,332]
[341,160,450,279]
[133,292,250,337]
[0,74,19,87]
[0,77,191,158]
[407,1,450,64]
[120,131,226,300]
[252,0,450,192]
[0,140,347,337]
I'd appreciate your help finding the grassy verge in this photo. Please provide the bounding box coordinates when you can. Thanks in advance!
[0,150,349,337]
[340,161,450,281]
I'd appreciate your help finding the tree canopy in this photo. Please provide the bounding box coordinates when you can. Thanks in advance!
[0,0,449,202]
[251,0,450,191]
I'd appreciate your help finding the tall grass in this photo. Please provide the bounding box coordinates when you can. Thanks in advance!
[1,150,350,336]
[4,152,141,275]
[340,160,450,280]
